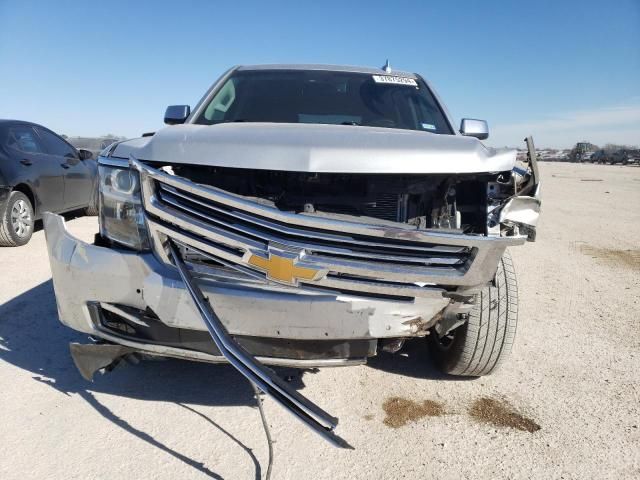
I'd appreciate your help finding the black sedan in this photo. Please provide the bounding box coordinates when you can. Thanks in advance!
[0,120,98,246]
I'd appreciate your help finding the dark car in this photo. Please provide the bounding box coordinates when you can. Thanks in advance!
[610,148,640,165]
[590,150,609,164]
[0,120,98,246]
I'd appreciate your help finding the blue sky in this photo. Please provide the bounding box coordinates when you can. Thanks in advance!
[1,0,638,148]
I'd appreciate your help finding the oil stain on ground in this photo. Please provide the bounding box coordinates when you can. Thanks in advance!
[581,246,640,270]
[382,397,445,428]
[469,397,540,433]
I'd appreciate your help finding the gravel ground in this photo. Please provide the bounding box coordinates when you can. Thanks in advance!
[1,162,638,479]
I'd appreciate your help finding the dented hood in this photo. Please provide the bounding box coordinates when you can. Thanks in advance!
[112,123,515,174]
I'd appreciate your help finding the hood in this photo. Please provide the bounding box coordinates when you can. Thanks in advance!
[112,123,515,174]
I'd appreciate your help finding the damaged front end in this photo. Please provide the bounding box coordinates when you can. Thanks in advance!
[44,136,539,448]
[489,136,541,241]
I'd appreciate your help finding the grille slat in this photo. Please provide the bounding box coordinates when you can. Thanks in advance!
[158,183,468,267]
[148,218,445,299]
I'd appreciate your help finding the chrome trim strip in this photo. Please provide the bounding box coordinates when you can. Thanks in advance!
[148,195,262,253]
[144,199,470,285]
[158,183,469,256]
[98,156,129,167]
[174,238,267,282]
[159,184,467,264]
[149,199,465,282]
[168,242,351,449]
[314,275,445,298]
[176,242,445,300]
[147,218,462,297]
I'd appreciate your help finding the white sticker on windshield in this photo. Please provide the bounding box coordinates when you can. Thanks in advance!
[372,75,418,87]
[422,123,436,130]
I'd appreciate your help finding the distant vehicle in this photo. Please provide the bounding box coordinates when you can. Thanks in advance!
[0,120,98,246]
[628,150,640,165]
[568,142,597,162]
[590,150,609,164]
[65,137,121,160]
[610,148,639,165]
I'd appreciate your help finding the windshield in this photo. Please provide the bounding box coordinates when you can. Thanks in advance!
[194,70,453,134]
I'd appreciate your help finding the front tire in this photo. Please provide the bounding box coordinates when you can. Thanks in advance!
[0,191,35,247]
[429,251,518,376]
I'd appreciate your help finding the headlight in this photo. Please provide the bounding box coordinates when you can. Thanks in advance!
[98,162,150,250]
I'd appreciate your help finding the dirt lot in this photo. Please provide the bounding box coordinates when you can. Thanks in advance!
[1,162,638,479]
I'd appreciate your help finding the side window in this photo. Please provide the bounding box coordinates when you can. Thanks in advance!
[36,128,78,158]
[6,126,45,154]
[203,78,237,122]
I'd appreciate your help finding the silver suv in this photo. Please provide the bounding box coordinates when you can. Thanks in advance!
[45,64,540,446]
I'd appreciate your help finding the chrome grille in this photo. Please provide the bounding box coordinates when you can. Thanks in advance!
[157,183,468,267]
[133,159,525,297]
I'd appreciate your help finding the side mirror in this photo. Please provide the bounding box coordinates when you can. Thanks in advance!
[164,105,191,125]
[78,148,94,160]
[460,118,489,140]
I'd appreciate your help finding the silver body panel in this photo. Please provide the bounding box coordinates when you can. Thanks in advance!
[112,123,516,174]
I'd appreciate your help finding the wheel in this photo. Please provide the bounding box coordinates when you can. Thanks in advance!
[0,191,35,246]
[429,251,518,376]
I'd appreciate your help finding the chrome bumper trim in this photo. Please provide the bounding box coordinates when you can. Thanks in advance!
[168,242,351,449]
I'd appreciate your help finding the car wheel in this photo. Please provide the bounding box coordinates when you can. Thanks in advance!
[428,251,518,376]
[0,191,35,247]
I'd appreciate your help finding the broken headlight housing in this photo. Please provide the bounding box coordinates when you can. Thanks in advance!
[98,161,150,250]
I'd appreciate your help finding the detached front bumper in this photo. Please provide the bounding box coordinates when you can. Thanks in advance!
[44,213,462,366]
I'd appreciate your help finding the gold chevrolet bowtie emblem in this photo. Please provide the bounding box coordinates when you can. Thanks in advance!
[246,249,325,286]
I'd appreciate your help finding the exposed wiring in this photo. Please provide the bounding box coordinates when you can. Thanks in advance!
[251,382,274,480]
